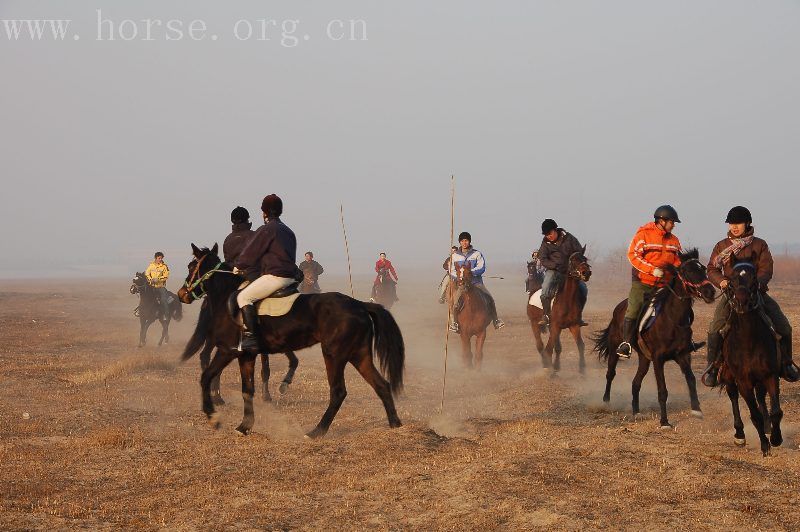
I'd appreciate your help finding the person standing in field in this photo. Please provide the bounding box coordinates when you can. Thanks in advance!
[299,251,324,294]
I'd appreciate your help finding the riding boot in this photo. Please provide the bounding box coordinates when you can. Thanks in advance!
[485,296,505,330]
[538,297,551,326]
[616,317,636,359]
[702,332,722,387]
[779,332,800,382]
[240,305,265,354]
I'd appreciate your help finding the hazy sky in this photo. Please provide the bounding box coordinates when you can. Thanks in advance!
[1,1,798,278]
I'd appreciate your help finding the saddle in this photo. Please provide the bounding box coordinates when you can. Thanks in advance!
[528,289,557,310]
[634,288,695,360]
[455,286,493,313]
[227,281,301,322]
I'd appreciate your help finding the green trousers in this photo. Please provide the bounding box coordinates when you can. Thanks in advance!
[625,280,656,321]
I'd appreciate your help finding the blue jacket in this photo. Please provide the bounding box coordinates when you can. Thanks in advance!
[448,247,486,284]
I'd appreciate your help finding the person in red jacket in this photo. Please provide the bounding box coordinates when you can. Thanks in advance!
[616,205,683,358]
[371,252,398,301]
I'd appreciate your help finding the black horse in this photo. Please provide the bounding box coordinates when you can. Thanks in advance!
[715,257,783,456]
[178,244,404,438]
[373,268,398,309]
[594,249,716,428]
[130,272,182,347]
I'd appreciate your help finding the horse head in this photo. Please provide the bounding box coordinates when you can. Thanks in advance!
[130,272,147,294]
[674,248,716,303]
[456,262,474,289]
[568,245,591,282]
[728,254,759,313]
[178,242,222,304]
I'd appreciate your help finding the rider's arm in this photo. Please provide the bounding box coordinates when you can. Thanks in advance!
[472,252,486,277]
[316,262,324,275]
[538,242,557,270]
[389,262,398,281]
[707,241,726,288]
[756,242,774,290]
[627,229,656,275]
[144,263,157,282]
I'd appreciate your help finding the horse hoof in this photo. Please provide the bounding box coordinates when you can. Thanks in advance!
[771,433,783,447]
[602,396,610,403]
[262,393,272,403]
[304,428,326,439]
[234,426,249,437]
[208,412,222,430]
[211,394,225,406]
[279,382,290,395]
[734,437,746,447]
[690,410,703,419]
[389,419,403,429]
[659,423,673,431]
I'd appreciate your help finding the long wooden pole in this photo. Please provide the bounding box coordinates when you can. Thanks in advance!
[440,175,455,412]
[340,204,355,298]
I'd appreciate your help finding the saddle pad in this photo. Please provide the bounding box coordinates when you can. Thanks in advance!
[528,289,556,310]
[256,293,300,316]
[638,301,657,335]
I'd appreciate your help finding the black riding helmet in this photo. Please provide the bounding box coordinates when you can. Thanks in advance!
[231,206,249,223]
[725,206,752,224]
[541,219,558,235]
[653,205,681,223]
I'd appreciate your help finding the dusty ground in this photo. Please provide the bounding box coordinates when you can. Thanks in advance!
[1,274,799,530]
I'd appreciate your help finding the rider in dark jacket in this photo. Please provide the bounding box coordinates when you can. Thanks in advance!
[537,219,587,326]
[223,206,257,280]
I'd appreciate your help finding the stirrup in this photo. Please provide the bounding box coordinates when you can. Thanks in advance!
[538,315,550,326]
[701,364,720,387]
[494,319,506,330]
[616,342,632,359]
[449,323,459,333]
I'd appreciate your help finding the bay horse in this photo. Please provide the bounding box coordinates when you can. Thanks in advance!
[130,272,182,347]
[527,249,591,373]
[715,256,783,455]
[373,268,398,309]
[448,262,492,369]
[593,249,716,428]
[178,244,404,438]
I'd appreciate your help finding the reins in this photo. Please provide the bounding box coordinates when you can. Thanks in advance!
[184,256,227,300]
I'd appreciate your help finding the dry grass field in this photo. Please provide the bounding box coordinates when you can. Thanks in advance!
[1,274,799,530]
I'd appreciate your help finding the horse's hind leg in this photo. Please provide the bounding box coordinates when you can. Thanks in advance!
[631,355,651,416]
[603,353,619,403]
[158,319,169,346]
[475,331,486,371]
[138,318,150,347]
[235,353,258,436]
[351,347,402,428]
[740,385,770,455]
[306,354,347,439]
[200,343,224,405]
[653,358,672,428]
[260,353,272,402]
[280,350,299,395]
[765,377,783,447]
[569,325,585,374]
[726,383,746,446]
[201,349,238,427]
[676,354,702,417]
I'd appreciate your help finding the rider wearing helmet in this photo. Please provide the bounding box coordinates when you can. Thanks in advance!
[448,231,505,332]
[536,219,587,326]
[616,206,683,358]
[223,206,257,279]
[703,206,800,385]
[233,194,298,354]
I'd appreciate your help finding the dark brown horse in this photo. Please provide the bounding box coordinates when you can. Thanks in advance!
[594,249,716,428]
[448,262,492,369]
[178,244,404,438]
[715,256,783,455]
[373,268,398,309]
[527,249,591,373]
[130,272,182,347]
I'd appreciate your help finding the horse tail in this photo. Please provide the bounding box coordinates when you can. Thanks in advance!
[181,301,211,361]
[592,323,612,361]
[365,303,405,395]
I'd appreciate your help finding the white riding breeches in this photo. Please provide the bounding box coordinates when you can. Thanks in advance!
[237,275,295,307]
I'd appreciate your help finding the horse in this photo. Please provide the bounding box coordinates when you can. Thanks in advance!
[130,272,182,347]
[715,256,783,455]
[178,243,404,438]
[373,268,398,309]
[527,249,591,373]
[593,249,716,428]
[448,262,492,369]
[299,268,321,294]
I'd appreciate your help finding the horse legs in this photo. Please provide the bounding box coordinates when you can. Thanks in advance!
[755,382,770,435]
[235,353,258,436]
[740,385,771,455]
[351,347,402,428]
[765,377,783,447]
[568,325,585,374]
[260,353,272,402]
[460,333,474,369]
[306,354,347,439]
[474,331,486,371]
[631,355,651,416]
[280,350,299,395]
[603,352,619,403]
[652,358,672,428]
[544,328,561,371]
[138,317,152,347]
[200,343,224,405]
[675,354,702,416]
[158,318,169,346]
[200,349,238,427]
[530,320,545,360]
[726,383,746,446]
[554,336,563,372]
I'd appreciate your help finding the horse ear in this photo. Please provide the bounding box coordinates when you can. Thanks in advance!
[582,244,587,254]
[211,243,219,256]
[191,243,201,256]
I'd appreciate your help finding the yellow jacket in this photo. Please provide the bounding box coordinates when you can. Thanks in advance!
[145,261,170,288]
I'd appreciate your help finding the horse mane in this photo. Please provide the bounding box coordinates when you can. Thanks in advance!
[679,248,699,263]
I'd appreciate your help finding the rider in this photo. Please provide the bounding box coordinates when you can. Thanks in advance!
[616,206,682,359]
[145,251,170,318]
[703,206,800,385]
[526,250,546,294]
[439,246,458,304]
[448,232,505,332]
[233,194,298,354]
[537,219,587,326]
[299,251,324,293]
[371,252,398,302]
[223,206,255,271]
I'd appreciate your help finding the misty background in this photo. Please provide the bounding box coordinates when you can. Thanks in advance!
[1,1,798,280]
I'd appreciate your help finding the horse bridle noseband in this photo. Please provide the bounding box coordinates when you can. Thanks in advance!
[184,255,225,300]
[725,262,760,313]
[661,258,714,300]
[568,255,591,282]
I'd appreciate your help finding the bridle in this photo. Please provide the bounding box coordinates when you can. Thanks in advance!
[184,254,224,301]
[567,254,591,282]
[726,262,760,314]
[660,258,714,301]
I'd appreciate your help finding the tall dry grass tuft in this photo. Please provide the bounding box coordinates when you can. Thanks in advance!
[772,254,800,284]
[70,354,175,385]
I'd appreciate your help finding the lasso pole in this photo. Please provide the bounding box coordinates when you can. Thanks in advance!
[440,175,455,413]
[340,204,355,298]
